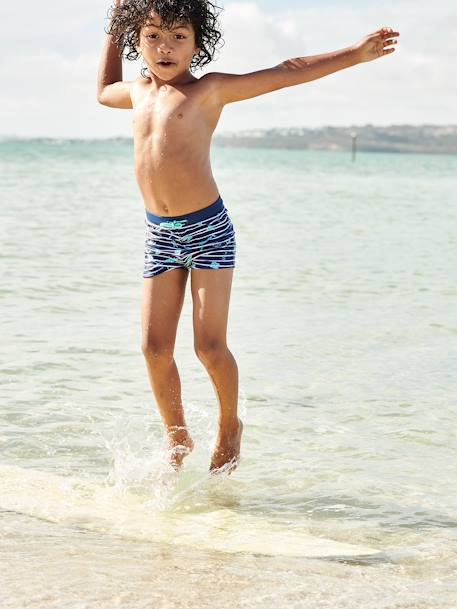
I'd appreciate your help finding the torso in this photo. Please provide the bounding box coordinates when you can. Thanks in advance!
[130,73,223,216]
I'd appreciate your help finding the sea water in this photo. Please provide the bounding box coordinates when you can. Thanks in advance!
[0,139,456,608]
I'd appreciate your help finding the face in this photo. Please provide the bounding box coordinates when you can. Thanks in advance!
[137,11,200,80]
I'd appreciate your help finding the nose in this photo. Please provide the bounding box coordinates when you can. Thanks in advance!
[158,41,173,53]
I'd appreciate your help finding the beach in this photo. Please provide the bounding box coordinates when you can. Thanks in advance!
[1,139,456,608]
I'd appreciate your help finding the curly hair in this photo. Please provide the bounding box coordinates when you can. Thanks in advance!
[105,0,225,76]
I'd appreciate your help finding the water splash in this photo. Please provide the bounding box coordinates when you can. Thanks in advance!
[72,392,248,513]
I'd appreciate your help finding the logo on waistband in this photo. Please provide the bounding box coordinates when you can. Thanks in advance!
[160,220,188,229]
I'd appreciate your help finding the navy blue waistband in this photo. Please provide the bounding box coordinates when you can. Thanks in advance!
[145,196,224,226]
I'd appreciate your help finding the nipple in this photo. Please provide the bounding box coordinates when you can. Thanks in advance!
[177,113,183,119]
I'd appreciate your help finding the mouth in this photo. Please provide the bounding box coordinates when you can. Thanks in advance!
[157,60,175,67]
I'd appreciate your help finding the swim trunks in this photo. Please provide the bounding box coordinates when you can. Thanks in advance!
[143,195,236,278]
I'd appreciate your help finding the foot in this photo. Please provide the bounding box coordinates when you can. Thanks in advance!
[209,417,243,475]
[166,427,194,471]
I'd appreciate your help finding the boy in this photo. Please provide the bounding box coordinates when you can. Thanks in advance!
[97,0,399,474]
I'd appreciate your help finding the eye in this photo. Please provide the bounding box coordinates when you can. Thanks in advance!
[147,34,158,39]
[175,34,186,39]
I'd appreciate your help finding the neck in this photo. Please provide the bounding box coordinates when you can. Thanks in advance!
[145,67,196,88]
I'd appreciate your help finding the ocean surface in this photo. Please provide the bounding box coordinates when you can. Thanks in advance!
[0,139,456,609]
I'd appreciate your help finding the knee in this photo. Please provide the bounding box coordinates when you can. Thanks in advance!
[141,337,174,363]
[194,339,228,367]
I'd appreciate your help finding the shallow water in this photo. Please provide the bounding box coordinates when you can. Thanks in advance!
[1,139,456,608]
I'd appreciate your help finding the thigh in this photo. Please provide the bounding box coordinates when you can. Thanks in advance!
[141,268,189,350]
[191,268,234,346]
[190,205,236,271]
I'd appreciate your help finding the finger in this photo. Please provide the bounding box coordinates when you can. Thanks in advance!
[380,26,393,33]
[381,28,400,37]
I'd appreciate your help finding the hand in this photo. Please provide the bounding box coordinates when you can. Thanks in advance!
[353,27,400,63]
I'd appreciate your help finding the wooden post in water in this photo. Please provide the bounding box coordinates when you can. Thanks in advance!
[351,131,357,162]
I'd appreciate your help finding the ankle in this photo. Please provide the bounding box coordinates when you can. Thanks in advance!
[167,424,191,441]
[218,416,241,435]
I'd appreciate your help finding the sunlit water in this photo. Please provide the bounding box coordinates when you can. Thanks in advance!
[1,139,456,608]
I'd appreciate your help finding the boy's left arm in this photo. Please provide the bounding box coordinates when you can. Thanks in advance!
[211,26,399,105]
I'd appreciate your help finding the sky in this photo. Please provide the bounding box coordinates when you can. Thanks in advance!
[1,0,456,138]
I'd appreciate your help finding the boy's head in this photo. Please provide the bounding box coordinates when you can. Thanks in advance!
[107,0,224,78]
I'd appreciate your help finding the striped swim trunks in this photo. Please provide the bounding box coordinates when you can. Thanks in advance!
[143,195,236,278]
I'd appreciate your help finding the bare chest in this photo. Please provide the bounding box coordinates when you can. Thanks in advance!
[132,84,216,154]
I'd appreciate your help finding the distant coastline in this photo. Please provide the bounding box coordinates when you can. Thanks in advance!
[2,125,456,155]
[213,124,457,155]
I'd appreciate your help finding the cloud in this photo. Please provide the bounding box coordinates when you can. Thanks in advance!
[1,0,455,137]
[210,2,309,70]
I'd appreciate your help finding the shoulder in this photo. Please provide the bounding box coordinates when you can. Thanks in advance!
[195,71,228,104]
[131,75,150,90]
[130,75,153,103]
[198,71,226,89]
[197,66,287,105]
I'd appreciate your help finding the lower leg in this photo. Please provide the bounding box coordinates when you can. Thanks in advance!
[197,346,243,473]
[143,352,194,468]
[204,347,238,425]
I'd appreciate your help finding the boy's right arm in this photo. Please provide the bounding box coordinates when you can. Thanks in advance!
[97,3,132,109]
